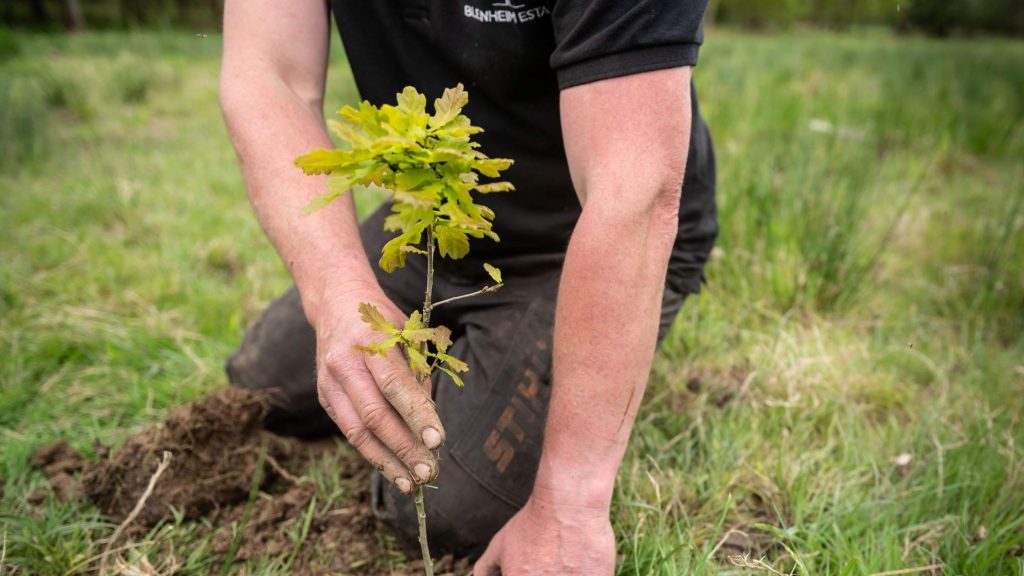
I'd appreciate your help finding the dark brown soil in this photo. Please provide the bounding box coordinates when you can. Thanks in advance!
[30,387,470,575]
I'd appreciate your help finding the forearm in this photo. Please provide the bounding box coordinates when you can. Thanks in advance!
[534,67,692,510]
[534,192,682,508]
[220,79,378,327]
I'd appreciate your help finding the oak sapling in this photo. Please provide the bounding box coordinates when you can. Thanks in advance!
[295,83,513,575]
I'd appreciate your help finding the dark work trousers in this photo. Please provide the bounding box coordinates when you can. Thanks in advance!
[226,207,691,557]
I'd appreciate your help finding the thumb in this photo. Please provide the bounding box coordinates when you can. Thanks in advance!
[474,530,504,576]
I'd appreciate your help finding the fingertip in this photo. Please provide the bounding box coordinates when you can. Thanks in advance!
[395,477,412,494]
[422,426,443,449]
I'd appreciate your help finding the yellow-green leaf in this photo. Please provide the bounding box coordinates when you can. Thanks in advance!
[437,352,469,373]
[327,119,369,149]
[407,346,431,378]
[474,181,515,194]
[379,222,427,272]
[436,226,470,259]
[430,83,468,130]
[300,191,341,217]
[483,263,502,284]
[439,366,465,388]
[353,334,401,357]
[294,149,344,175]
[431,325,453,353]
[358,302,398,334]
[473,157,513,178]
[396,86,427,116]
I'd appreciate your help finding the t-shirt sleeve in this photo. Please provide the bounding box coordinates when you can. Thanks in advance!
[549,0,708,90]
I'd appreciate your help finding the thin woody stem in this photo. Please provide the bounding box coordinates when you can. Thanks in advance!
[429,284,502,312]
[415,487,432,576]
[415,224,436,576]
[423,226,435,327]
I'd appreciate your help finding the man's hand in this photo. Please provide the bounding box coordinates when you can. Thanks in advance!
[474,489,615,576]
[314,287,445,493]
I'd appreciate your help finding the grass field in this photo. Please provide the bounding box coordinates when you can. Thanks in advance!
[1,27,1023,575]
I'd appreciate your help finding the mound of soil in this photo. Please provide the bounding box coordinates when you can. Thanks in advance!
[31,387,469,575]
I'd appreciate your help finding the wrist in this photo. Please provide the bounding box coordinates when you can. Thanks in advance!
[532,461,617,512]
[301,275,382,332]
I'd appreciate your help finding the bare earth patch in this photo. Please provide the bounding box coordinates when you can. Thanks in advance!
[30,387,469,575]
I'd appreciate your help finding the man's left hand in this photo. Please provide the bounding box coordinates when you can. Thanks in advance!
[473,493,615,575]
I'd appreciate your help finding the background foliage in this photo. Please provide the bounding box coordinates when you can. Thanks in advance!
[3,0,1024,36]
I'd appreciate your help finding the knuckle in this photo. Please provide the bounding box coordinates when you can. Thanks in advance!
[392,439,420,463]
[361,400,392,432]
[322,349,357,374]
[378,370,408,401]
[343,425,371,450]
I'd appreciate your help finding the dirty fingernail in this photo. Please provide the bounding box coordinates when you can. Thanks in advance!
[422,427,442,449]
[414,463,432,483]
[395,477,412,493]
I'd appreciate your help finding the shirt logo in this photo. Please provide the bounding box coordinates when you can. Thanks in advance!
[463,0,550,24]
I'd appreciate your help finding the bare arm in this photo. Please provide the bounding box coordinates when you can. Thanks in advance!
[477,67,691,575]
[220,0,444,494]
[219,0,375,321]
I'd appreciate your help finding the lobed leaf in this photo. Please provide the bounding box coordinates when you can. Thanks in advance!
[474,181,515,194]
[431,325,453,353]
[435,226,470,259]
[407,346,431,378]
[483,263,502,284]
[429,83,469,130]
[358,302,398,335]
[473,157,513,178]
[437,352,469,373]
[438,366,465,388]
[379,221,428,272]
[294,149,345,175]
[353,335,402,357]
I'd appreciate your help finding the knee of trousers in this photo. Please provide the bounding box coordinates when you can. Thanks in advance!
[224,288,336,439]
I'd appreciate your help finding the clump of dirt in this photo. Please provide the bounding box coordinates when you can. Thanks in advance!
[30,387,469,575]
[80,387,299,527]
[30,440,87,503]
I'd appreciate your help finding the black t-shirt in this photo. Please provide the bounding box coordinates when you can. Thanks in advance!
[329,0,718,293]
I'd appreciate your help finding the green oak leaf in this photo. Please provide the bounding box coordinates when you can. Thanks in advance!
[401,311,436,345]
[474,181,515,194]
[438,366,465,388]
[431,325,453,353]
[294,149,344,175]
[429,83,469,130]
[358,302,398,335]
[473,157,513,178]
[407,346,431,378]
[353,334,402,357]
[379,222,427,272]
[483,263,502,284]
[435,226,470,259]
[437,352,469,373]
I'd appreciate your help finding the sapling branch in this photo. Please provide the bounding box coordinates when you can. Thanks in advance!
[429,283,503,312]
[295,83,513,576]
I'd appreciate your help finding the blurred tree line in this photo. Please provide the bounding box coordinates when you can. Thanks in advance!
[710,0,1024,36]
[1,0,223,31]
[1,0,1022,36]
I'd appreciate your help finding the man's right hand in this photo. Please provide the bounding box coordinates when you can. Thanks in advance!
[313,287,445,494]
[220,0,442,492]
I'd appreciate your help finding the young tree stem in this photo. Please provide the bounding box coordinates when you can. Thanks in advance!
[423,226,435,327]
[415,487,432,576]
[416,225,436,576]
